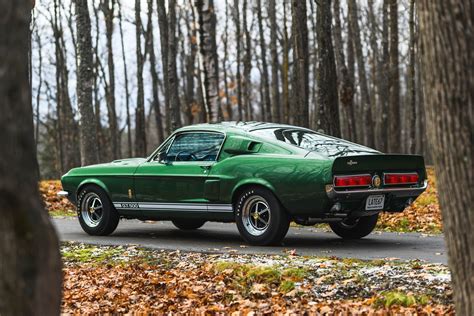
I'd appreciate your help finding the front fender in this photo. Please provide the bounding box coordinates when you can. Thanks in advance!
[77,178,110,197]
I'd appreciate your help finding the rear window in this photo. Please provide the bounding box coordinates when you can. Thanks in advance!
[250,128,378,157]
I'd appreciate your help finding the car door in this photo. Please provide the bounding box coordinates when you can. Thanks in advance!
[133,131,225,217]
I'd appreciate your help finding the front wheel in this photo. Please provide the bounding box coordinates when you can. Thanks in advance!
[172,219,206,230]
[329,213,379,239]
[235,187,290,246]
[77,185,119,236]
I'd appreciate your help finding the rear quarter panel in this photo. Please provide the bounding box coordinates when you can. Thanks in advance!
[210,154,333,216]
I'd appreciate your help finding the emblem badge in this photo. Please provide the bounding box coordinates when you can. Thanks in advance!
[372,175,381,188]
[347,160,358,166]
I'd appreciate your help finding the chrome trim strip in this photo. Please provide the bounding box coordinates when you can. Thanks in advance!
[113,202,233,212]
[57,191,69,197]
[327,180,428,197]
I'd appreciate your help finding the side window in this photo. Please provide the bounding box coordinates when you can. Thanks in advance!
[166,132,225,162]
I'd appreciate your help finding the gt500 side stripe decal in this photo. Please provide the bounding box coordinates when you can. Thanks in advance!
[113,202,233,212]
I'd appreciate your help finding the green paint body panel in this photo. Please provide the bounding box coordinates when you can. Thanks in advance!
[61,122,427,222]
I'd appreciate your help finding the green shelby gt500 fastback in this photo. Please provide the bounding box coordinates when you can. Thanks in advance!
[59,122,427,245]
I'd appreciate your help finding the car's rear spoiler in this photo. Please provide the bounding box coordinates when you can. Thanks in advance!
[332,154,427,180]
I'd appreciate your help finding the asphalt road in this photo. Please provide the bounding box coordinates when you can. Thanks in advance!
[53,217,447,264]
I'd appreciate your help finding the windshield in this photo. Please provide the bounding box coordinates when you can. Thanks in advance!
[250,128,379,157]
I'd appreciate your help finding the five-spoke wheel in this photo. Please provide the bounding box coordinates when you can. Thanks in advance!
[235,187,289,246]
[77,185,119,236]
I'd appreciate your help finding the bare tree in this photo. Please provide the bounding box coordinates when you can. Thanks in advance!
[291,0,309,127]
[135,0,146,156]
[388,0,400,152]
[281,0,290,123]
[117,0,132,156]
[76,0,99,166]
[0,0,61,314]
[156,0,171,132]
[167,0,182,129]
[348,0,374,147]
[222,0,232,120]
[146,0,164,143]
[192,0,221,122]
[315,0,340,137]
[157,0,181,130]
[418,1,473,313]
[232,0,243,120]
[333,0,356,140]
[256,0,271,122]
[52,0,80,174]
[378,0,390,152]
[268,0,280,122]
[101,0,119,159]
[242,0,252,121]
[407,0,416,154]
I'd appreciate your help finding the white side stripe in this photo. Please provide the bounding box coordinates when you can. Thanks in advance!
[113,202,233,212]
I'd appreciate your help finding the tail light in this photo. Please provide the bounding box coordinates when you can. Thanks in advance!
[384,173,419,185]
[334,174,372,188]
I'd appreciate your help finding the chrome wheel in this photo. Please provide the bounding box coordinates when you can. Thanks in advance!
[81,193,103,227]
[242,196,271,236]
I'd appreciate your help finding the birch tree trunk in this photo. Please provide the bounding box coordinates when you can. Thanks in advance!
[0,1,62,314]
[418,1,473,313]
[192,0,221,123]
[75,0,99,166]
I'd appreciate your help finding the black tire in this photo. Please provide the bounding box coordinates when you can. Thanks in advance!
[235,187,290,246]
[172,219,206,230]
[77,185,119,236]
[329,213,379,239]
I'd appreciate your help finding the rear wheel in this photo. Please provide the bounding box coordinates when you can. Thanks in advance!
[172,219,206,230]
[235,187,290,246]
[329,213,379,239]
[77,185,119,236]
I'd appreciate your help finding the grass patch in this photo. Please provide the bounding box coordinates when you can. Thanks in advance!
[62,246,124,263]
[49,209,76,217]
[374,291,430,308]
[213,261,309,295]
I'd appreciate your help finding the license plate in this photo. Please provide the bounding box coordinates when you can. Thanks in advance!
[365,195,385,210]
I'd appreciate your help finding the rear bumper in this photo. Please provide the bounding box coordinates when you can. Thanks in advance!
[325,180,428,213]
[326,180,428,200]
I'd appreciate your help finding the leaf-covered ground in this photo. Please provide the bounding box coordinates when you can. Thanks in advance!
[44,167,443,233]
[61,243,453,314]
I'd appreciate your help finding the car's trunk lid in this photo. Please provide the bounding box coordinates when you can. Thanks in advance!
[332,154,427,180]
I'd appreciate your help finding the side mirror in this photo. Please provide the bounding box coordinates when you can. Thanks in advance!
[157,151,168,164]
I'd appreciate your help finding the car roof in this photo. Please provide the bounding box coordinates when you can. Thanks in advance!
[176,121,312,135]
